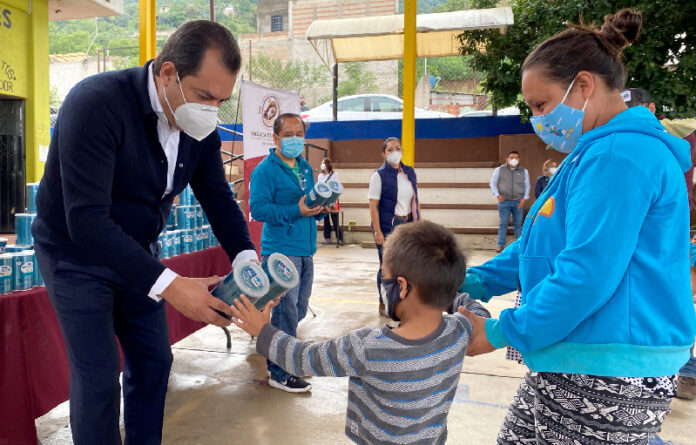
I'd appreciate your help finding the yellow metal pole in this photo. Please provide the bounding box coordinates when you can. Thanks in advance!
[26,0,50,182]
[139,0,157,66]
[401,0,417,166]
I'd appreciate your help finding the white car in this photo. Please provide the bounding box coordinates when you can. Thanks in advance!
[301,94,454,122]
[458,106,520,117]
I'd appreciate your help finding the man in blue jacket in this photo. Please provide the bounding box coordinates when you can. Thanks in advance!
[249,113,324,393]
[32,21,257,444]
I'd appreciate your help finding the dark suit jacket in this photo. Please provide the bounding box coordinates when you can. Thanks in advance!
[32,60,254,294]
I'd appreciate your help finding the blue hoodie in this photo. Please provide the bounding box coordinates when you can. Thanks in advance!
[462,106,696,377]
[249,149,318,257]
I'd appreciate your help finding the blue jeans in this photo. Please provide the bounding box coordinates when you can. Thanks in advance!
[679,344,696,378]
[498,200,524,247]
[375,216,411,303]
[265,255,314,382]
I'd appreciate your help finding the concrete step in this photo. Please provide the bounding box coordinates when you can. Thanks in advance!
[337,204,501,227]
[340,185,496,205]
[333,162,498,184]
[317,225,514,251]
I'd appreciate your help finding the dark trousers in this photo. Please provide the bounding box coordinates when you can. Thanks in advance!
[35,245,173,445]
[322,213,342,241]
[375,216,411,303]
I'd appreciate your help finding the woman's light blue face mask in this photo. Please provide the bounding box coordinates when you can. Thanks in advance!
[529,77,589,154]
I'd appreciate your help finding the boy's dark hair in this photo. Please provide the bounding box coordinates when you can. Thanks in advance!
[273,113,306,135]
[153,20,241,79]
[522,9,642,91]
[383,221,467,309]
[621,87,652,107]
[382,137,400,153]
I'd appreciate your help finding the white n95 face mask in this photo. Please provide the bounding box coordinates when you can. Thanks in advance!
[387,151,402,166]
[164,73,219,141]
[508,158,519,168]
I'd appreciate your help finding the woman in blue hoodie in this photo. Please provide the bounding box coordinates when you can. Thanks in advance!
[460,9,696,444]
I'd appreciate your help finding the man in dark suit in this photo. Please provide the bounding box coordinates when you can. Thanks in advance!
[32,21,257,444]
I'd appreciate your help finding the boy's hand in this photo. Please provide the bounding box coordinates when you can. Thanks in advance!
[458,307,497,356]
[230,294,279,337]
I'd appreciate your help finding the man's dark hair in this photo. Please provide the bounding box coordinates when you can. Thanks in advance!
[507,150,519,157]
[382,137,400,153]
[273,113,306,135]
[153,20,241,79]
[383,221,467,310]
[622,87,653,108]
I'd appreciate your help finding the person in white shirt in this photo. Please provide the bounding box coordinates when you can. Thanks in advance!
[368,137,421,316]
[317,157,343,245]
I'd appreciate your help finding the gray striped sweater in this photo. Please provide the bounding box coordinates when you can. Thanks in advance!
[256,313,472,444]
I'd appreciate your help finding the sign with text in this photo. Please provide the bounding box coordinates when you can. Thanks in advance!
[241,80,300,251]
[0,2,26,97]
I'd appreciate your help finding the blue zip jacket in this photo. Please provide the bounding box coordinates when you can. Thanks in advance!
[249,149,318,257]
[462,106,696,377]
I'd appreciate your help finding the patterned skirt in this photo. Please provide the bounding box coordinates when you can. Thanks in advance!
[498,372,675,445]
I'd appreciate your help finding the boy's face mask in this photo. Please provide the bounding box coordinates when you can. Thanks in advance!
[380,277,410,321]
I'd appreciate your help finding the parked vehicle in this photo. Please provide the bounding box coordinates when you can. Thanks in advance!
[301,94,454,122]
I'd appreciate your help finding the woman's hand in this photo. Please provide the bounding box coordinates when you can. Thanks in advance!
[374,231,385,245]
[458,307,497,356]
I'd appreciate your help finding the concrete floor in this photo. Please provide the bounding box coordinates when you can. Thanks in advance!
[37,245,696,444]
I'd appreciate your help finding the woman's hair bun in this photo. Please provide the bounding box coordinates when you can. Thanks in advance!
[600,8,642,56]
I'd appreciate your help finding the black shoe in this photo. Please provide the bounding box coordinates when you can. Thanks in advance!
[268,375,312,393]
[496,246,504,253]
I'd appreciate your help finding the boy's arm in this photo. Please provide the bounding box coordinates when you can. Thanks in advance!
[256,324,367,378]
[448,292,491,318]
[230,295,366,377]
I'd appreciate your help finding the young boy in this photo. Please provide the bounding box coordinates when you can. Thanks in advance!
[230,220,489,445]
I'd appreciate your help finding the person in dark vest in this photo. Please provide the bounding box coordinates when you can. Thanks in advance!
[490,150,530,253]
[368,137,421,316]
[32,21,257,444]
[535,159,558,198]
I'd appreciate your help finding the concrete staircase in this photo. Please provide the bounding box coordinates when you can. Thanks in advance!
[320,162,515,250]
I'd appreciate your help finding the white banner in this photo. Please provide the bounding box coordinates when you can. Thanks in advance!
[241,80,301,160]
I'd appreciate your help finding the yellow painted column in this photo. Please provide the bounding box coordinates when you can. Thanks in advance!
[25,0,50,182]
[139,0,157,65]
[401,0,417,166]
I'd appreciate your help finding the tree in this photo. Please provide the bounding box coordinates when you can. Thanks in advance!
[458,0,696,118]
[337,63,378,97]
[251,53,328,93]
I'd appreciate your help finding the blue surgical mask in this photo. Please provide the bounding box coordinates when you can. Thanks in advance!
[380,278,410,321]
[280,136,305,158]
[530,78,589,154]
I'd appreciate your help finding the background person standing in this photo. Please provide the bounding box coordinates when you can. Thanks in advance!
[249,113,326,393]
[368,137,421,316]
[490,151,530,253]
[317,157,343,245]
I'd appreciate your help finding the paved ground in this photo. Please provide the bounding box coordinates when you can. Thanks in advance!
[37,245,696,444]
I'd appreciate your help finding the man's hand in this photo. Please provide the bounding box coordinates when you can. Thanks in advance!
[374,231,385,246]
[496,195,505,202]
[517,199,526,209]
[230,294,279,337]
[299,195,323,217]
[458,307,497,356]
[160,275,231,327]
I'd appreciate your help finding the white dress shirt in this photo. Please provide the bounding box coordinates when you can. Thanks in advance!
[146,65,257,301]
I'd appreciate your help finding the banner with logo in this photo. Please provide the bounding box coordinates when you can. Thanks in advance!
[241,80,300,251]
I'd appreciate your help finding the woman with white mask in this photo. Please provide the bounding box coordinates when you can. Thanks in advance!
[534,159,558,198]
[317,157,343,245]
[368,137,421,316]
